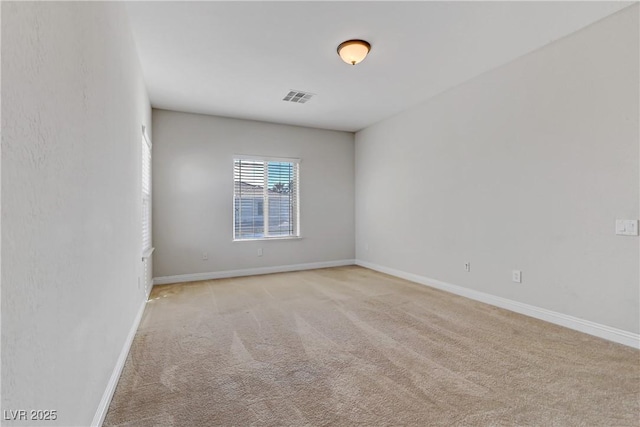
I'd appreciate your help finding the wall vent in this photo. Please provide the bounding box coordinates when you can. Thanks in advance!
[283,90,314,104]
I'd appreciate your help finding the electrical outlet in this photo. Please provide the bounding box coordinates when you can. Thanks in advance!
[616,219,639,236]
[512,270,522,283]
[464,262,470,272]
[202,252,208,260]
[257,248,263,257]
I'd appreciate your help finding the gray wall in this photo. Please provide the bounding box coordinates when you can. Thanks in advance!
[152,109,355,278]
[355,6,639,333]
[2,2,151,425]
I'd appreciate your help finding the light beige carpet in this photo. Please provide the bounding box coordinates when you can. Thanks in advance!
[105,266,639,426]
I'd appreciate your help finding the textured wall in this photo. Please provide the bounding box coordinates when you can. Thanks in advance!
[152,109,355,278]
[355,6,639,333]
[2,2,151,425]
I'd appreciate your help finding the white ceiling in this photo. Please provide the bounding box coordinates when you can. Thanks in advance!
[125,1,631,132]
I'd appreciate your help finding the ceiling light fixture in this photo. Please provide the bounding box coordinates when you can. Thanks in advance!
[337,39,371,65]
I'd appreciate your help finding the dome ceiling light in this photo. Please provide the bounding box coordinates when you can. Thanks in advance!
[337,39,371,65]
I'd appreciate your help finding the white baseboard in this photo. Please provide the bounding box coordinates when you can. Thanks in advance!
[356,260,640,349]
[91,298,147,427]
[153,259,356,285]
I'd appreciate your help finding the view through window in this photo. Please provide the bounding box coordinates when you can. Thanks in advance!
[234,157,299,240]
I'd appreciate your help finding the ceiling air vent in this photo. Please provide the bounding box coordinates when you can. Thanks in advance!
[283,90,314,104]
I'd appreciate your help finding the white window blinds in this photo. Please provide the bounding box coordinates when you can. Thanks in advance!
[142,130,152,255]
[234,158,299,240]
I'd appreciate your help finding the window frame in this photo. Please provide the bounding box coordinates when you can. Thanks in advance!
[141,126,154,259]
[232,155,301,242]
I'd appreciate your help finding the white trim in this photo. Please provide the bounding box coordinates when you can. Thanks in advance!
[356,260,640,349]
[141,125,151,148]
[147,278,155,301]
[91,298,147,427]
[234,154,300,163]
[153,259,355,285]
[233,236,303,242]
[142,246,155,260]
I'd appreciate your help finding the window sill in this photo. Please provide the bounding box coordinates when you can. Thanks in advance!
[233,236,303,242]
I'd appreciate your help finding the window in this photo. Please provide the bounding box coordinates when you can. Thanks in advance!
[234,157,299,240]
[141,127,153,296]
[142,127,152,256]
